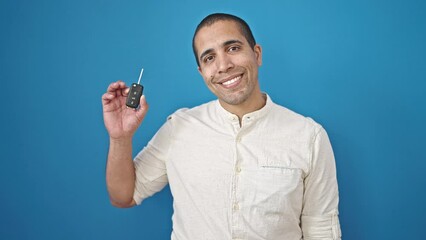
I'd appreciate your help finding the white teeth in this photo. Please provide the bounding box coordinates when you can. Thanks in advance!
[222,76,241,86]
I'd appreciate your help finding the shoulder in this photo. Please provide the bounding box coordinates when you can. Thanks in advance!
[268,101,323,135]
[166,100,217,123]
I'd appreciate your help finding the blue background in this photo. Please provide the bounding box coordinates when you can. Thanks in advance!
[1,0,425,239]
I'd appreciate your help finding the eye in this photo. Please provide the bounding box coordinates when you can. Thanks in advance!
[203,55,215,63]
[228,45,240,53]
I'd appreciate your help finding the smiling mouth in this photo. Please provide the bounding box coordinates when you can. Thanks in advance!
[220,74,242,88]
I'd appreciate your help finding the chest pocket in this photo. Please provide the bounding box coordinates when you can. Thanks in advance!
[241,157,304,238]
[254,150,305,204]
[255,162,304,203]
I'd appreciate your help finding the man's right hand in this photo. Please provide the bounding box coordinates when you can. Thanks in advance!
[102,80,149,139]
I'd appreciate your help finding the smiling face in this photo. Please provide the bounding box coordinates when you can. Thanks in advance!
[194,20,263,113]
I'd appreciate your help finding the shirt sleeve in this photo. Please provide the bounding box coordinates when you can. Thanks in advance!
[301,127,341,240]
[132,119,172,205]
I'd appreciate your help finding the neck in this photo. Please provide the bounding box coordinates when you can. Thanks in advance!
[219,91,266,123]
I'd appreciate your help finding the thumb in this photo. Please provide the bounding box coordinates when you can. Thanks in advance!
[135,95,149,120]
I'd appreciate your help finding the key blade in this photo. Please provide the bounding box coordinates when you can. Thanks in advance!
[137,68,144,84]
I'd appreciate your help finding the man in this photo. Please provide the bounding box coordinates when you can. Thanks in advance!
[102,13,341,240]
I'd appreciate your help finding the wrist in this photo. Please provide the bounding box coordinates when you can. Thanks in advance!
[109,136,133,145]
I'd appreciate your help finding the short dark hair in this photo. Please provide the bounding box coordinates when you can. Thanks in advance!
[192,13,256,66]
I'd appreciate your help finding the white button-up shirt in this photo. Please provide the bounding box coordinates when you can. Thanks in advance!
[133,95,341,240]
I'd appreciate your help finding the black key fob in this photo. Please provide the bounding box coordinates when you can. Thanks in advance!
[126,83,144,108]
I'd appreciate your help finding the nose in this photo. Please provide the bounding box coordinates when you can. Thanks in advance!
[216,53,234,74]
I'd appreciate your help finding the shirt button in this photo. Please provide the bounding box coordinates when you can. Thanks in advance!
[236,166,241,173]
[233,203,239,210]
[236,136,241,142]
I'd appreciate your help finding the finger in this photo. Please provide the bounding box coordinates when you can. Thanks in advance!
[121,87,130,97]
[102,92,115,101]
[117,80,127,89]
[101,92,115,105]
[107,80,127,93]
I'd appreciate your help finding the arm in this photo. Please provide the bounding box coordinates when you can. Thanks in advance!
[301,128,341,240]
[106,137,137,208]
[102,80,148,208]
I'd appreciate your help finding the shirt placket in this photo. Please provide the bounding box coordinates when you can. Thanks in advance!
[230,116,248,240]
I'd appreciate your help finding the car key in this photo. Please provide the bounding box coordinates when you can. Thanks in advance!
[126,68,144,108]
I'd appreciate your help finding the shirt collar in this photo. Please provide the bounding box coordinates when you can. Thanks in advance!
[214,93,274,123]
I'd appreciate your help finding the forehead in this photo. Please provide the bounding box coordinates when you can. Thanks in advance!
[194,20,246,53]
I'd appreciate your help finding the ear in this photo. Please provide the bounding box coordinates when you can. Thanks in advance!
[254,44,262,66]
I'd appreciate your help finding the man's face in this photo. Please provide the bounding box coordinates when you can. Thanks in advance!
[194,20,262,107]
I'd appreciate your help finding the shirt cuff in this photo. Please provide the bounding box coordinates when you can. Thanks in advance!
[301,209,341,240]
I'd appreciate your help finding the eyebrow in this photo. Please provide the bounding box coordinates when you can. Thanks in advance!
[199,39,244,62]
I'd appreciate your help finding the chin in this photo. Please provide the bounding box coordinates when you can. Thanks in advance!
[220,93,250,106]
